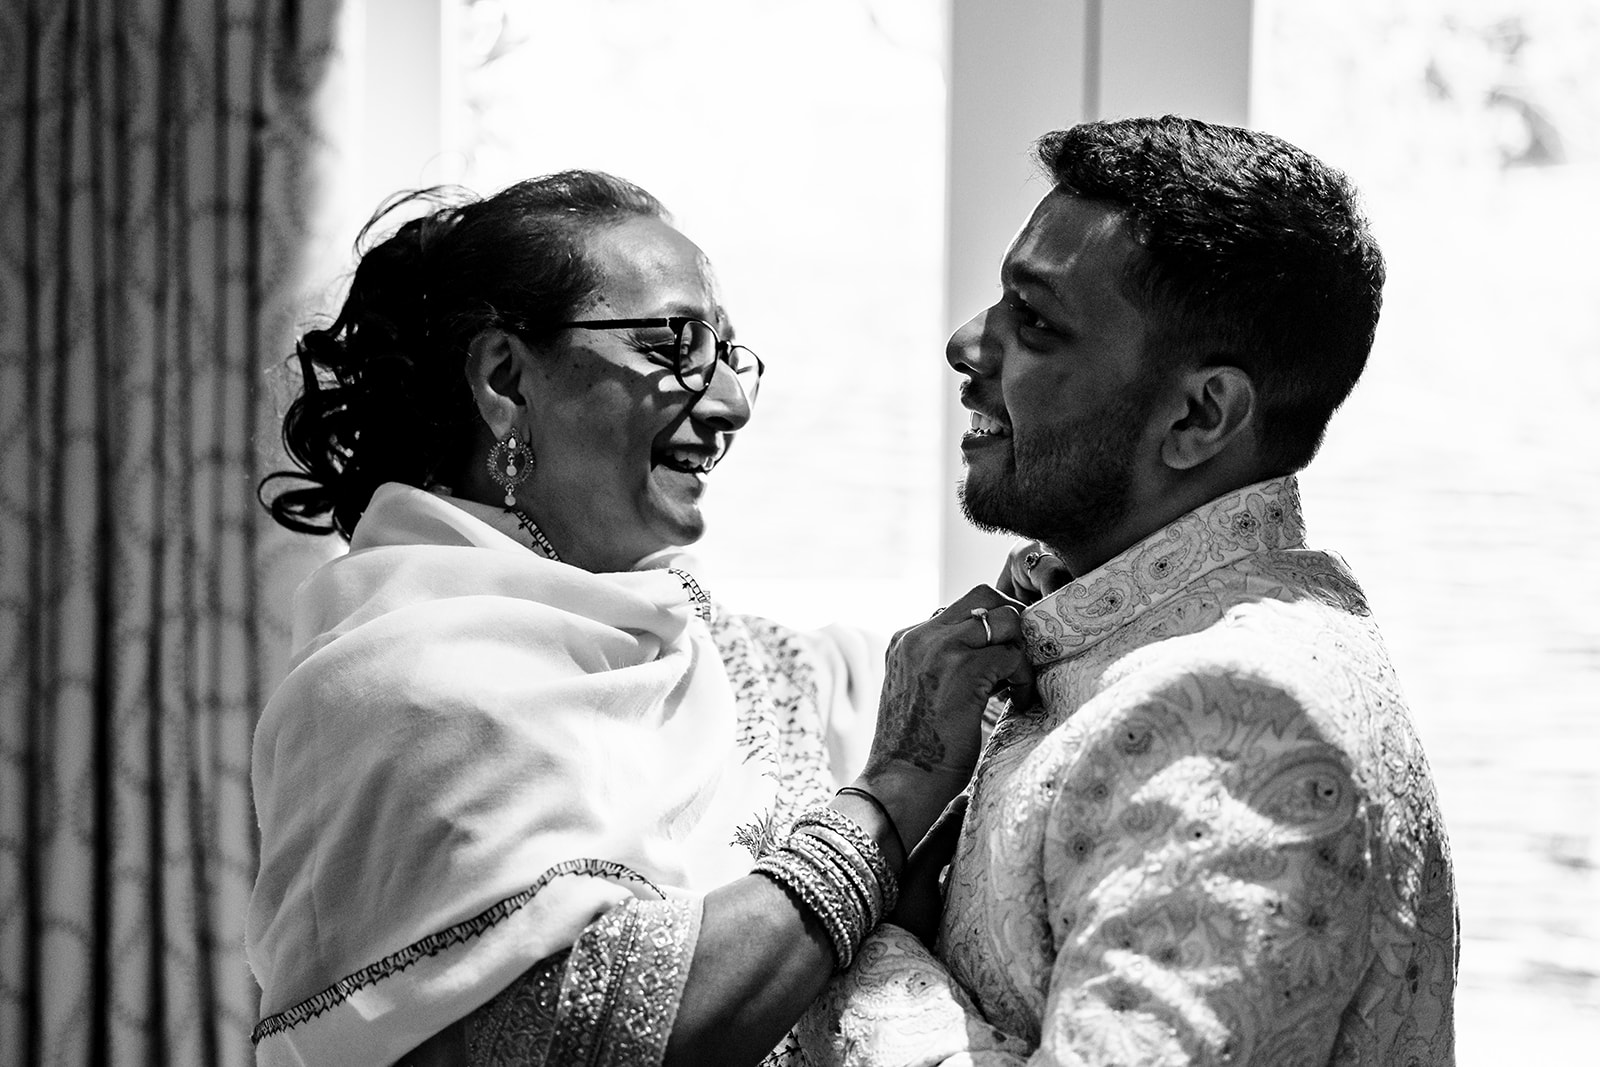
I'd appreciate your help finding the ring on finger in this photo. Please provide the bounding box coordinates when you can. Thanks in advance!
[1025,550,1062,572]
[970,607,994,645]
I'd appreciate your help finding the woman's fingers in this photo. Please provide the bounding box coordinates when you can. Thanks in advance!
[908,590,1031,707]
[961,602,1023,650]
[948,597,1038,714]
[863,587,1038,843]
[935,583,1018,618]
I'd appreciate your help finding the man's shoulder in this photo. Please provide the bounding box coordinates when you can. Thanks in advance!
[1030,557,1408,773]
[1100,546,1391,695]
[1185,545,1376,637]
[1071,633,1342,749]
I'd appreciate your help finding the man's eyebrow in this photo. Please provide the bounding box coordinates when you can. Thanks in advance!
[1003,261,1074,318]
[1002,260,1048,294]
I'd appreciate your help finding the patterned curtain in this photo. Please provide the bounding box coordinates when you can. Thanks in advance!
[0,2,346,1062]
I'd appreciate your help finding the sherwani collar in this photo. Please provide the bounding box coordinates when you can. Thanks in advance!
[1020,476,1306,667]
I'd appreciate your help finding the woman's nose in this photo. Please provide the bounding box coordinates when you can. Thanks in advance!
[690,358,753,431]
[946,309,993,377]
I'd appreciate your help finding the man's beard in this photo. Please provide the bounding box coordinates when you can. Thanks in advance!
[958,391,1152,553]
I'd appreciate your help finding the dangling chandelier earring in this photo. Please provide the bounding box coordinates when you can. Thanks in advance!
[488,432,561,562]
[487,432,533,507]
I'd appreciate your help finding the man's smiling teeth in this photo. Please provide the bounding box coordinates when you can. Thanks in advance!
[659,448,716,474]
[968,412,1010,437]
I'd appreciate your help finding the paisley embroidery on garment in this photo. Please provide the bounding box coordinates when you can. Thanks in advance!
[800,925,1033,1065]
[802,476,1457,1067]
[1021,476,1308,667]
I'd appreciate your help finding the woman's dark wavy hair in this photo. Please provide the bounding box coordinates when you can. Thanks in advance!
[1036,115,1385,475]
[260,170,665,539]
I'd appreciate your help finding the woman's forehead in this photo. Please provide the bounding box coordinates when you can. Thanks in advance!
[583,216,720,318]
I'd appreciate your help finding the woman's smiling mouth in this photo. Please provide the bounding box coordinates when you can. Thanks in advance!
[655,446,719,474]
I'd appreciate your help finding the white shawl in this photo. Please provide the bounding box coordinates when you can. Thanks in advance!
[248,483,782,1064]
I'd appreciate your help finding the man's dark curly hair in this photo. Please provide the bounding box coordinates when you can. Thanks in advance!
[1036,115,1385,474]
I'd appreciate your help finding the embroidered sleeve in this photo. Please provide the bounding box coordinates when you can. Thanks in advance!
[710,611,845,845]
[466,897,701,1067]
[1032,667,1393,1066]
[715,611,884,792]
[802,622,887,786]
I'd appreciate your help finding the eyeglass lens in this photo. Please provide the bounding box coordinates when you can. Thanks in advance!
[677,320,761,403]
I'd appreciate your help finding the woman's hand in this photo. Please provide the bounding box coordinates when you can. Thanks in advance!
[996,539,1072,605]
[853,585,1032,852]
[668,588,1030,1066]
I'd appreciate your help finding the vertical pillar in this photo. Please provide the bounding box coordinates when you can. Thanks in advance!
[1097,0,1252,124]
[942,0,1092,601]
[940,0,1252,601]
[354,0,455,219]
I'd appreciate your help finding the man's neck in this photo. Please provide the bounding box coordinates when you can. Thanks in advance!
[1050,469,1276,582]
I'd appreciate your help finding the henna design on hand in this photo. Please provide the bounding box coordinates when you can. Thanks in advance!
[865,652,947,775]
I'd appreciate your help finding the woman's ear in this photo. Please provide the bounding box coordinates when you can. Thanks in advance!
[465,328,532,439]
[1160,365,1257,471]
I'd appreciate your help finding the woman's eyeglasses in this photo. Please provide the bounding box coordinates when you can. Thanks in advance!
[553,317,764,404]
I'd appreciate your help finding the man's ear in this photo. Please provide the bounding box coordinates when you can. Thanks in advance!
[465,328,532,439]
[1160,365,1257,471]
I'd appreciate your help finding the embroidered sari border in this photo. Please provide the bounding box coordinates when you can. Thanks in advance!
[545,898,699,1066]
[250,857,665,1044]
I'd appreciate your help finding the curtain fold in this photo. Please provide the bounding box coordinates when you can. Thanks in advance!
[0,1,345,1062]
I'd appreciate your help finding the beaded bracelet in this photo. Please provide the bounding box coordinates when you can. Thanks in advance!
[794,805,899,915]
[749,802,906,971]
[780,831,870,953]
[793,822,883,928]
[836,785,907,864]
[785,833,872,949]
[753,849,861,970]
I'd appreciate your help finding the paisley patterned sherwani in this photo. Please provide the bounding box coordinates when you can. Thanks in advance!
[802,477,1457,1066]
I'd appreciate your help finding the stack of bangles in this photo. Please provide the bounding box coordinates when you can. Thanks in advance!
[752,801,900,971]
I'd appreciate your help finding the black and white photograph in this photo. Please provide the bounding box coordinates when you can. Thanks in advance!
[3,1,1597,1064]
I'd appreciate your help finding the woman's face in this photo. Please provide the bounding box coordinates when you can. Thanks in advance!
[521,215,753,571]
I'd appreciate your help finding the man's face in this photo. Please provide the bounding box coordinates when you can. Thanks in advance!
[950,191,1164,553]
